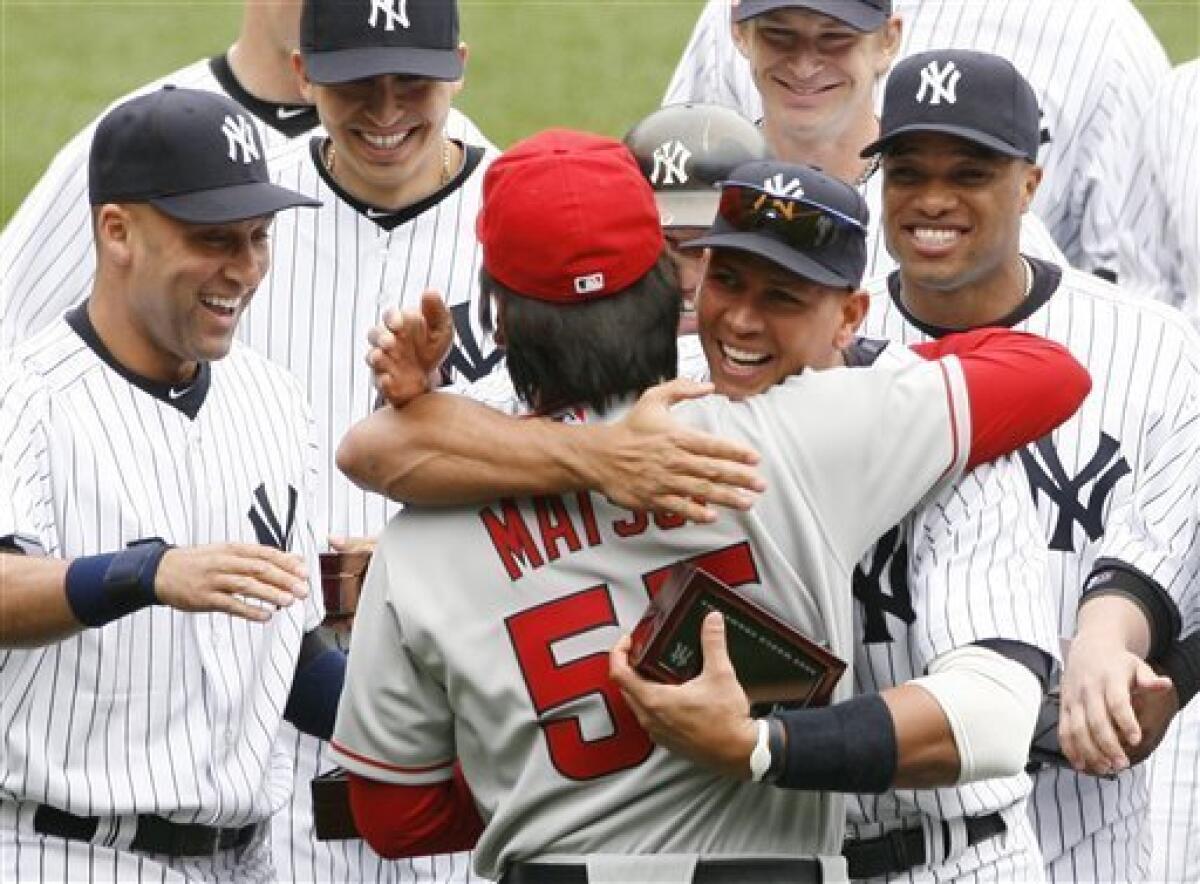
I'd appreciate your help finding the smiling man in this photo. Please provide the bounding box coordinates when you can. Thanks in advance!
[860,49,1200,884]
[0,86,339,884]
[230,1,500,880]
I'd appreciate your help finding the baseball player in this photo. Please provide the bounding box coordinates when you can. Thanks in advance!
[354,163,1094,881]
[0,0,486,353]
[856,50,1200,883]
[1117,60,1200,326]
[0,87,338,883]
[623,103,770,335]
[233,1,498,880]
[330,131,1087,883]
[664,0,1170,277]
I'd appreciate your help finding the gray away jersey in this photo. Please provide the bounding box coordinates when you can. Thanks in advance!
[0,315,324,830]
[862,259,1200,883]
[664,0,1169,274]
[1118,59,1200,328]
[333,357,976,880]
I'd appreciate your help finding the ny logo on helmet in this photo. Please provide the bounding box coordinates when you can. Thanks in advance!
[221,115,261,165]
[369,0,409,31]
[762,174,803,199]
[916,60,962,106]
[650,140,692,186]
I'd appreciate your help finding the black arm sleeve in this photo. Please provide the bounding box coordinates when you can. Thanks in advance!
[1081,558,1182,662]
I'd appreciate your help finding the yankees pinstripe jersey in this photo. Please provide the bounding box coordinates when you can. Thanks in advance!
[240,136,499,543]
[1118,60,1200,328]
[663,0,1169,274]
[862,258,1200,883]
[333,355,977,879]
[0,55,488,353]
[0,309,324,881]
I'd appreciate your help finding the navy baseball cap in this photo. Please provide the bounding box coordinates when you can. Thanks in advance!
[301,0,463,84]
[862,50,1041,161]
[89,87,320,224]
[684,161,869,289]
[623,103,771,229]
[732,0,892,31]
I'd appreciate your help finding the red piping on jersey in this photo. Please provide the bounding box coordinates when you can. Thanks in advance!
[936,359,961,481]
[330,739,454,775]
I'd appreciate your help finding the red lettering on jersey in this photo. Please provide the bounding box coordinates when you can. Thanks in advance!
[575,492,602,547]
[480,499,544,580]
[533,496,583,562]
[653,511,688,531]
[611,509,648,537]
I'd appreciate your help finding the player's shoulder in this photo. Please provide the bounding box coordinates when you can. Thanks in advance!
[1053,267,1198,339]
[265,136,323,187]
[2,318,95,392]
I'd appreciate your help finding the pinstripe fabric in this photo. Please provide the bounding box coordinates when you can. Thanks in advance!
[235,135,496,884]
[662,0,1170,274]
[1118,60,1200,329]
[862,261,1200,883]
[0,319,324,880]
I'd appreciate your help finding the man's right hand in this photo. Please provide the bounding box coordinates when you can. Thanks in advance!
[591,378,765,524]
[155,543,309,622]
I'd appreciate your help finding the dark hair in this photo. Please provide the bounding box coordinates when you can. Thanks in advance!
[479,253,681,415]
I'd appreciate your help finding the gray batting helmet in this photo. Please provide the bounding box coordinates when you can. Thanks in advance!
[624,103,770,229]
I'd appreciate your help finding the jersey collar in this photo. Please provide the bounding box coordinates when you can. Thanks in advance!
[308,137,485,231]
[208,54,320,138]
[885,256,1063,338]
[67,303,211,420]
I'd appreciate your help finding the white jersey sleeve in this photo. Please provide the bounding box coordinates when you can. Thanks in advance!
[1117,60,1200,325]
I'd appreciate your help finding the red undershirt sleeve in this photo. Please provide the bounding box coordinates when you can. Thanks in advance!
[910,328,1091,470]
[347,765,484,859]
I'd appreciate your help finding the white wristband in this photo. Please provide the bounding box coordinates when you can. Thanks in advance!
[749,718,771,782]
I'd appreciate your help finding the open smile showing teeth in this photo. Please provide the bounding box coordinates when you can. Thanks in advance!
[912,227,962,246]
[362,131,409,150]
[200,295,240,316]
[722,343,771,367]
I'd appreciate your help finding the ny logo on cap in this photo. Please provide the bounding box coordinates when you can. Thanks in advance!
[762,174,803,199]
[574,273,605,295]
[221,114,261,164]
[369,0,410,31]
[650,140,692,186]
[916,60,962,106]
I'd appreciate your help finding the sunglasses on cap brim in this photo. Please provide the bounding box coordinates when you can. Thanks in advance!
[715,183,866,251]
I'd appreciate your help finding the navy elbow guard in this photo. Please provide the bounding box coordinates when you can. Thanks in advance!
[775,694,898,793]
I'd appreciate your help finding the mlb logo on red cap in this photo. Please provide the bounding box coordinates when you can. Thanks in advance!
[574,273,606,295]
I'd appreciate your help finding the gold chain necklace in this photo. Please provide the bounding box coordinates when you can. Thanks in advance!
[322,137,454,187]
[853,153,880,189]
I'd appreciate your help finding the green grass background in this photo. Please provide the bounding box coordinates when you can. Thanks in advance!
[2,0,1196,222]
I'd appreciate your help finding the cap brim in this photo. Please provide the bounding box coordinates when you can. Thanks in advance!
[861,123,1030,160]
[302,47,463,84]
[684,231,855,288]
[733,1,886,31]
[655,191,720,229]
[152,182,321,224]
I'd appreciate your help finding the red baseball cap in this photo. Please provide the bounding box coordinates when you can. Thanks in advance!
[477,129,664,303]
